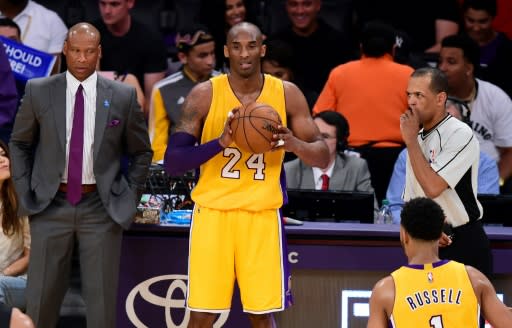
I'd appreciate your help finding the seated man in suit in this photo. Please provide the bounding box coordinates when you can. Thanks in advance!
[285,111,377,199]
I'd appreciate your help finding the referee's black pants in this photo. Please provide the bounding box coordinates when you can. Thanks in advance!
[440,220,493,278]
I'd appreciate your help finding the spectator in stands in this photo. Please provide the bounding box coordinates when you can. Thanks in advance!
[269,0,355,100]
[0,37,18,145]
[0,18,31,136]
[261,39,315,108]
[353,0,460,56]
[460,0,512,98]
[313,21,413,204]
[393,29,429,69]
[438,34,512,193]
[0,0,67,74]
[285,111,378,214]
[261,39,294,82]
[386,97,500,223]
[0,17,20,42]
[459,0,512,39]
[492,0,512,38]
[0,304,33,328]
[0,141,30,311]
[149,25,218,163]
[200,0,260,72]
[0,19,19,143]
[93,0,168,116]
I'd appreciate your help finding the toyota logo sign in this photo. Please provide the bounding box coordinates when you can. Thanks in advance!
[125,274,229,327]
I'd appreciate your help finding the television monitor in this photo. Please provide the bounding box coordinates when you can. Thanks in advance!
[282,189,375,223]
[478,194,512,227]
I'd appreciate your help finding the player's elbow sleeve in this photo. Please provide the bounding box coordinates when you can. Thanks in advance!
[164,132,223,176]
[164,132,197,176]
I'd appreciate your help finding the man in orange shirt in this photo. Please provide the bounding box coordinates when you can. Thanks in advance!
[314,21,413,203]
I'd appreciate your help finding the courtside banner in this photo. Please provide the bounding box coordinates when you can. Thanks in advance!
[0,36,56,82]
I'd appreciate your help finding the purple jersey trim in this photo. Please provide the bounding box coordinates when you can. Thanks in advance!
[164,132,223,176]
[278,208,293,308]
[280,166,288,205]
[404,259,450,270]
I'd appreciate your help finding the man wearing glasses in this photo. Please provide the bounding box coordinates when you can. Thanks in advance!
[285,111,376,196]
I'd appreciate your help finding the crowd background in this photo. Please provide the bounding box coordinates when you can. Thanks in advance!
[1,0,511,209]
[0,0,511,327]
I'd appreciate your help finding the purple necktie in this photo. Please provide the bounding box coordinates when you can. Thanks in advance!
[67,84,84,205]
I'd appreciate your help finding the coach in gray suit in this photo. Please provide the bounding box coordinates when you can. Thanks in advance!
[285,111,378,212]
[9,23,152,327]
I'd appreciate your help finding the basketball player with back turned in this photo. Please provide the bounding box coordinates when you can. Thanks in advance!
[164,22,329,328]
[367,197,512,328]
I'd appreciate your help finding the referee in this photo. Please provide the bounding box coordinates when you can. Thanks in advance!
[400,67,492,277]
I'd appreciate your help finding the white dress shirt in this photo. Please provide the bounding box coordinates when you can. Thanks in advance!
[9,0,68,54]
[63,71,97,184]
[312,160,335,190]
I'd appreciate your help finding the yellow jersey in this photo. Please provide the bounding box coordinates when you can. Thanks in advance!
[390,260,479,328]
[191,74,287,211]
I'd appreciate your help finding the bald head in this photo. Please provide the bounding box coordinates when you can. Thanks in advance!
[227,22,262,44]
[68,22,101,44]
[224,21,266,79]
[64,22,102,81]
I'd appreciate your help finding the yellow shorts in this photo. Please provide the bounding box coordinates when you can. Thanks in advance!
[186,206,291,313]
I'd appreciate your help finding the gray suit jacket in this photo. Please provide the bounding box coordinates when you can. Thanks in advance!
[9,73,152,229]
[285,154,374,191]
[285,153,379,214]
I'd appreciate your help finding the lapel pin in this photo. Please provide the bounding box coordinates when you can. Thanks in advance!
[104,100,110,108]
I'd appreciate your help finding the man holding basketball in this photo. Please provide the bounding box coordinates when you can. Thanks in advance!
[164,22,329,328]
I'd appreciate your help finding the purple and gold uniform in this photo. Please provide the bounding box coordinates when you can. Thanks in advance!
[187,74,291,313]
[390,260,479,327]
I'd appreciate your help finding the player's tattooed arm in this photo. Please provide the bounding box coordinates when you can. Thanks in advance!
[173,81,213,138]
[164,81,220,176]
[174,97,200,134]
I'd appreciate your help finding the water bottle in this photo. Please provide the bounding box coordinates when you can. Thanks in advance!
[375,199,393,224]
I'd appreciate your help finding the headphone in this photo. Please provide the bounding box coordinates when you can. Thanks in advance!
[293,111,351,188]
[313,111,350,152]
[446,96,471,125]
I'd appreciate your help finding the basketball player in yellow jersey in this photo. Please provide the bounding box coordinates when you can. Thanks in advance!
[367,197,512,328]
[164,22,329,328]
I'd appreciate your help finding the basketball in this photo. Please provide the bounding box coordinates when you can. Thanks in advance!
[230,102,282,154]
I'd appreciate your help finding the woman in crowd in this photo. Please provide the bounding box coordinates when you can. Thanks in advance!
[0,140,30,311]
